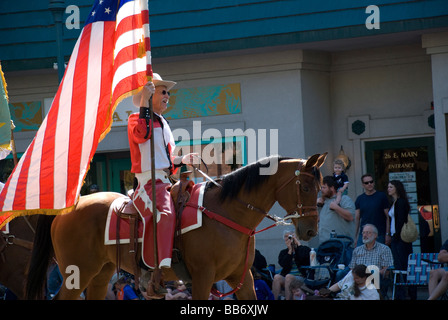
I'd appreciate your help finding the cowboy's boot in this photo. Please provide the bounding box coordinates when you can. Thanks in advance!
[146,268,167,299]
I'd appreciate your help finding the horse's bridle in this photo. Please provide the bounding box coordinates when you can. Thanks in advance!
[236,161,318,224]
[275,162,319,220]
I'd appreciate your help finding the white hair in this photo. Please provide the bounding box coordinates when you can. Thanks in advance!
[362,224,378,234]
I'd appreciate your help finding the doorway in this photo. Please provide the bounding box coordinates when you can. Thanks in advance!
[365,136,441,252]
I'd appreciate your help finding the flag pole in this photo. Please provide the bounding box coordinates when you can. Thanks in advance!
[141,0,160,287]
[148,97,158,272]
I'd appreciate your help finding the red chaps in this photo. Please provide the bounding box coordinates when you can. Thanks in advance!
[132,177,175,269]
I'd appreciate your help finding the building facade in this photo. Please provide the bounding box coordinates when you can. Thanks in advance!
[1,0,448,265]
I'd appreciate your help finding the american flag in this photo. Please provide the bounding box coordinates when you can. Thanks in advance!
[0,0,152,227]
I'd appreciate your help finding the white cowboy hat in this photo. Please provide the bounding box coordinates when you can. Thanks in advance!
[152,73,176,91]
[132,73,177,108]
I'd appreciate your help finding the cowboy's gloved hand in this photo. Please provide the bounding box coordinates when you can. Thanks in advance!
[173,153,199,167]
[133,81,155,108]
[181,153,199,165]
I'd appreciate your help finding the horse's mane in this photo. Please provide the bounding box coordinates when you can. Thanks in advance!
[207,155,323,202]
[213,155,291,202]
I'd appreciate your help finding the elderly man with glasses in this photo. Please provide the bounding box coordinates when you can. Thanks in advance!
[128,74,196,296]
[348,224,394,298]
[354,174,391,246]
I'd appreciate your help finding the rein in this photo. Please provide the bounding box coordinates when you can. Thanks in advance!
[235,162,319,226]
[186,161,318,298]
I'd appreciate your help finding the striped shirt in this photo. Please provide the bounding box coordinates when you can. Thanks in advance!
[349,242,394,270]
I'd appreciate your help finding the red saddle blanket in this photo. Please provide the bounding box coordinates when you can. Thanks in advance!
[104,182,206,245]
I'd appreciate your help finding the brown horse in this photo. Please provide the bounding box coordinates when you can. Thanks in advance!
[0,215,37,299]
[26,153,327,300]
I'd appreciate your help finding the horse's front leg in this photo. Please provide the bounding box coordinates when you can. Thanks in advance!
[190,270,216,300]
[229,270,256,300]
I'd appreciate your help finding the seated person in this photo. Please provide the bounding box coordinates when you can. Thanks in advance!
[165,280,192,300]
[428,239,448,300]
[346,224,394,297]
[272,230,310,300]
[252,267,274,300]
[320,264,380,300]
[253,249,273,288]
[115,277,139,300]
[289,277,307,300]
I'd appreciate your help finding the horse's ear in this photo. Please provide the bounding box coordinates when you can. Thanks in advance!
[316,152,328,168]
[304,152,328,169]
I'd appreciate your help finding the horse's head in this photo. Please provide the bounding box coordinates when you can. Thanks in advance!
[275,153,327,241]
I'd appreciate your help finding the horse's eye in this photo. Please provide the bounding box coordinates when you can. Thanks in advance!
[302,186,310,192]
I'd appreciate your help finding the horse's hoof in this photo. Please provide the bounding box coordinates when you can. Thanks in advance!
[147,282,168,299]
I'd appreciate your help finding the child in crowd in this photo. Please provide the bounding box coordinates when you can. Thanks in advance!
[289,277,307,300]
[333,159,349,205]
[319,264,380,300]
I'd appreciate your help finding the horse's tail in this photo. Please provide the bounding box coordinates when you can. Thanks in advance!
[26,215,55,300]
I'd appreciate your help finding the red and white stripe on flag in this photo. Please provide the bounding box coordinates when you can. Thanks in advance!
[0,0,152,228]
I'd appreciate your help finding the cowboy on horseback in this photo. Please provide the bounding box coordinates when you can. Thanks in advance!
[128,73,195,284]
